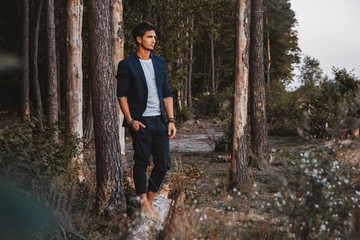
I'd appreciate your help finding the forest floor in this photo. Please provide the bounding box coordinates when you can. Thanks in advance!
[1,112,358,239]
[121,118,360,239]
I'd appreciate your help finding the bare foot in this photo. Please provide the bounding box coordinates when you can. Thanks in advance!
[147,191,161,222]
[149,202,161,221]
[139,194,160,222]
[141,201,160,222]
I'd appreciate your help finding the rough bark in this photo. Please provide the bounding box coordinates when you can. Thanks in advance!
[88,0,125,215]
[229,0,251,188]
[266,17,271,84]
[184,52,188,107]
[56,48,61,113]
[111,0,126,156]
[67,0,84,181]
[46,0,58,140]
[215,54,221,91]
[32,0,44,131]
[250,0,269,167]
[84,84,93,140]
[21,0,30,121]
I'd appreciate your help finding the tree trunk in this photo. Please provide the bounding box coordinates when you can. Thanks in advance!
[210,11,215,93]
[88,0,125,215]
[184,53,188,107]
[184,79,188,107]
[177,89,182,111]
[46,0,58,140]
[229,0,251,188]
[187,17,194,106]
[215,54,221,91]
[203,51,207,88]
[32,0,44,131]
[66,0,84,181]
[56,47,61,113]
[266,17,271,84]
[111,0,126,156]
[250,0,269,167]
[84,83,93,140]
[21,0,30,121]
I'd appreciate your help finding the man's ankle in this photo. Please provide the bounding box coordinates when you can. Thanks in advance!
[147,191,157,201]
[139,193,149,207]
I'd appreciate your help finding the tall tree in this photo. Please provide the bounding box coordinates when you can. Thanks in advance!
[111,0,125,156]
[46,0,58,139]
[67,0,84,181]
[187,17,194,106]
[299,55,324,85]
[265,17,271,83]
[210,10,216,93]
[250,0,269,167]
[88,0,125,215]
[21,0,30,122]
[32,0,44,131]
[263,0,300,84]
[229,0,251,188]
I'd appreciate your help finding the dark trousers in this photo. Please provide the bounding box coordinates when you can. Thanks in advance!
[130,116,171,195]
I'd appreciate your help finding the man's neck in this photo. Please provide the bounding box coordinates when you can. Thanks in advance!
[137,48,151,60]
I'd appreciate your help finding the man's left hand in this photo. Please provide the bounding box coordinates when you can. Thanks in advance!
[168,122,176,140]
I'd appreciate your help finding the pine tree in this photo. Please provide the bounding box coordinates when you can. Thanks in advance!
[229,0,251,188]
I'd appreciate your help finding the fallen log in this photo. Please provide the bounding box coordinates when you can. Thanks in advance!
[127,187,171,240]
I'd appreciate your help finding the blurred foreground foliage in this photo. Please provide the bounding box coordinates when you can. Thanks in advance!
[0,116,84,239]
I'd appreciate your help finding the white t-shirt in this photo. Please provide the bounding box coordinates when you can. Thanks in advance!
[139,58,161,116]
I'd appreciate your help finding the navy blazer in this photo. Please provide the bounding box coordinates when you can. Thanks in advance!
[116,53,173,126]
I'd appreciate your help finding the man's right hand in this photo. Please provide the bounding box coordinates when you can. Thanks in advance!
[131,120,146,132]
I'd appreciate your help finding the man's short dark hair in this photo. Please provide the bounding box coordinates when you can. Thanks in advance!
[132,21,156,45]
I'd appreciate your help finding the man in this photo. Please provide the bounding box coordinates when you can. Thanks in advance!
[116,22,176,222]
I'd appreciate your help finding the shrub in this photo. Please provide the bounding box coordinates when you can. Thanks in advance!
[0,116,82,190]
[266,81,302,136]
[271,149,360,239]
[176,106,192,125]
[193,93,220,119]
[215,111,232,152]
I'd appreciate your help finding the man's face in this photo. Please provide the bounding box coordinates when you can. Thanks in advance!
[137,30,156,51]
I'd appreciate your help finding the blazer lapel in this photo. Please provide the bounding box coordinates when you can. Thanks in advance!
[132,53,147,87]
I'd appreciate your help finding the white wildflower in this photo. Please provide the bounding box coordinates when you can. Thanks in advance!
[274,192,282,198]
[320,224,326,231]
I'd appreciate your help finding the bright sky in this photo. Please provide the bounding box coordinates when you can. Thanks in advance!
[290,0,360,82]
